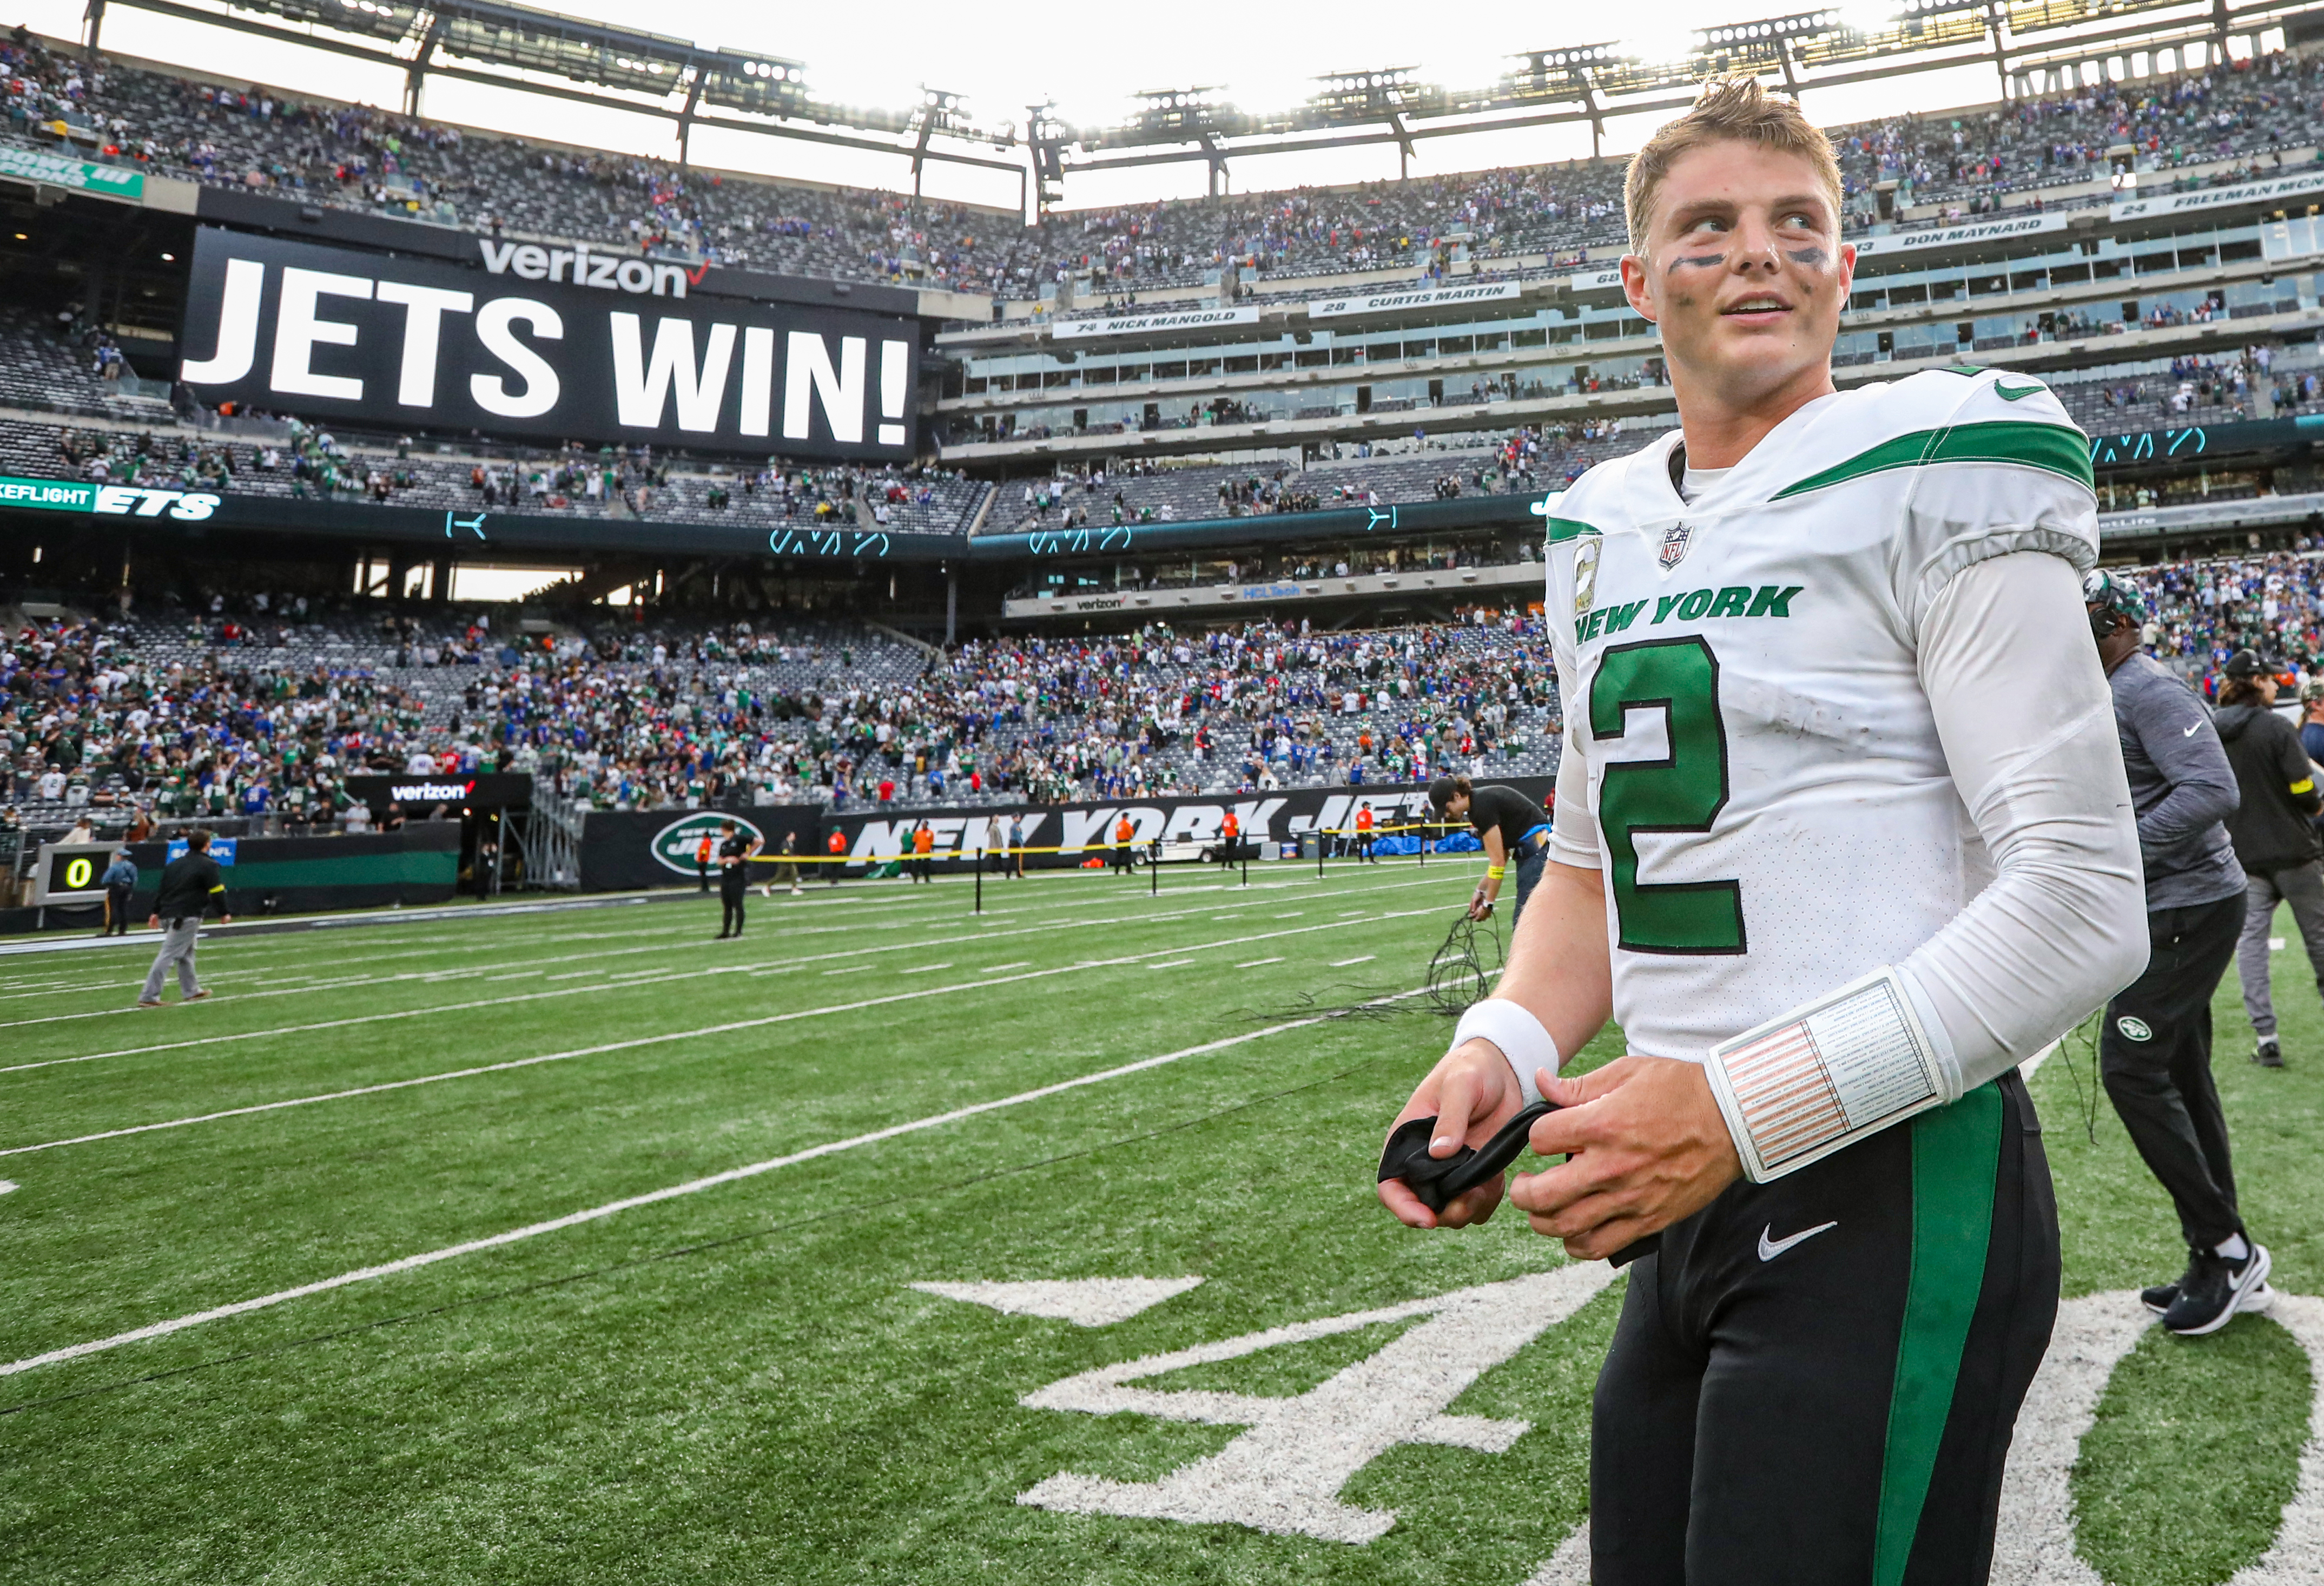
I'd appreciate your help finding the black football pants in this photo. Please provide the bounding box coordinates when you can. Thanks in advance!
[1592,1074,2058,1586]
[720,879,746,936]
[2099,894,2244,1252]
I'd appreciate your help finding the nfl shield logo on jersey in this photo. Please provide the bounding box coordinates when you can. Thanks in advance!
[1658,522,1694,571]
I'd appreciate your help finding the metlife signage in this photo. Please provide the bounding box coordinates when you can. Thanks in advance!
[176,228,923,459]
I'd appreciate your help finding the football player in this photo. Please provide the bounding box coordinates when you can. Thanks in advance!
[1377,77,2146,1586]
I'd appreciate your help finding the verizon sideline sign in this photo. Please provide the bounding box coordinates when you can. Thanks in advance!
[177,229,922,460]
[341,771,533,812]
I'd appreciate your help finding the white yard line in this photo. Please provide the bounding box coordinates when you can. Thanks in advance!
[1330,956,1377,968]
[1147,961,1195,971]
[0,873,1476,1037]
[0,905,1458,1156]
[1237,958,1284,969]
[2,875,1471,1081]
[0,986,1433,1380]
[901,964,954,975]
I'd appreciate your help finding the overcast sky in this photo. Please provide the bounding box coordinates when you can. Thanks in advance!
[23,0,2035,213]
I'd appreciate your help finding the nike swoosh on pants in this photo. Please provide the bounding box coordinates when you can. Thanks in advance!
[1758,1220,1839,1261]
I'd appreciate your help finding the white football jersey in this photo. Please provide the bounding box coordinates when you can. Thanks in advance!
[1547,367,2098,1062]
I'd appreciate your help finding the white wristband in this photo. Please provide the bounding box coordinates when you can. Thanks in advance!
[1702,966,1946,1183]
[1450,999,1561,1106]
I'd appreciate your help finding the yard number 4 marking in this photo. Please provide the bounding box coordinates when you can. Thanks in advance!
[1015,1263,1613,1543]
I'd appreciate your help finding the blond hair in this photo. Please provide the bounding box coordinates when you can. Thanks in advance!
[1623,76,1843,256]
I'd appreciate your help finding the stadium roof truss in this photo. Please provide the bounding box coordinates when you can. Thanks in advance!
[1048,0,2324,183]
[66,0,2324,214]
[80,0,1025,194]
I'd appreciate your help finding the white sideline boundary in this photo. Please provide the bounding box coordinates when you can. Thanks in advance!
[0,903,1457,1156]
[0,986,1432,1380]
[0,873,1472,1059]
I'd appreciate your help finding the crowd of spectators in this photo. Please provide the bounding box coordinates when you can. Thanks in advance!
[8,24,2323,305]
[0,599,1561,849]
[994,422,1645,532]
[30,532,2324,858]
[2120,547,2324,688]
[1,410,992,535]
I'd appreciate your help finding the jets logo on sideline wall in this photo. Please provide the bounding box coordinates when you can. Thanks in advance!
[651,812,764,877]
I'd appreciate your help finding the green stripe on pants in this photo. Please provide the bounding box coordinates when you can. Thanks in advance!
[1873,1082,2004,1586]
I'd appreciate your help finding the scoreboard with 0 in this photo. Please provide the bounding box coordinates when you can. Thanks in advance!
[34,841,125,905]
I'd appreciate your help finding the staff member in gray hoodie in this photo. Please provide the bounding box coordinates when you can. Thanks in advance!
[2087,572,2272,1334]
[2210,649,2324,1069]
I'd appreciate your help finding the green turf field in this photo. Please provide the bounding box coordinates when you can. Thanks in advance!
[0,858,2318,1585]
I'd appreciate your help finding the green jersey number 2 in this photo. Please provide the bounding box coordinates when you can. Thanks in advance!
[1586,636,1746,955]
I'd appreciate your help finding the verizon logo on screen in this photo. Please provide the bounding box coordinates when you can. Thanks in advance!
[391,780,476,801]
[478,239,692,297]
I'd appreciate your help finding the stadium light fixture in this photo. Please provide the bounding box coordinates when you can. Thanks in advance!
[1834,1,1895,35]
[1619,28,1698,66]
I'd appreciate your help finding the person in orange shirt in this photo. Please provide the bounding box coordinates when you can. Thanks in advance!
[825,826,846,886]
[911,820,935,884]
[1113,813,1136,874]
[1219,809,1241,866]
[695,831,714,893]
[1354,801,1377,864]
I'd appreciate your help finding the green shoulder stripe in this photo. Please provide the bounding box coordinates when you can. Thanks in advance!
[1771,420,2094,500]
[1543,517,1600,543]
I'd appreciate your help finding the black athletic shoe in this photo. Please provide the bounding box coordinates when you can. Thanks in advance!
[2254,1037,2285,1068]
[2142,1251,2202,1316]
[2164,1244,2272,1336]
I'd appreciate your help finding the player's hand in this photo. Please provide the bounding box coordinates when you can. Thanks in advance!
[146,914,159,929]
[220,914,232,924]
[1377,1038,1528,1230]
[1508,1056,1741,1260]
[1466,891,1494,922]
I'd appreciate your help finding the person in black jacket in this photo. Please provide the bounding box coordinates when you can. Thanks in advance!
[2213,649,2324,1069]
[714,820,758,939]
[138,829,230,1006]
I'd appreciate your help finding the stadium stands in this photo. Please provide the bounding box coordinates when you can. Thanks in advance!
[988,426,1633,534]
[23,534,2324,853]
[0,405,995,537]
[2120,547,2324,670]
[1,600,1559,846]
[9,27,2324,307]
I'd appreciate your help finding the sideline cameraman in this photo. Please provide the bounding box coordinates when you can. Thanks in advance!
[2211,649,2324,1069]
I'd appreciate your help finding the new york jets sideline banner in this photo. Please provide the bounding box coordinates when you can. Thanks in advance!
[573,778,1554,892]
